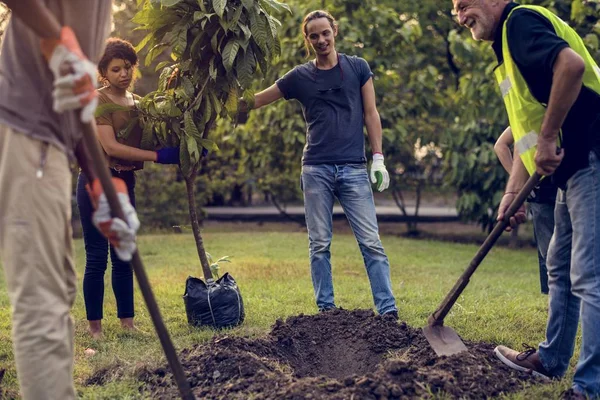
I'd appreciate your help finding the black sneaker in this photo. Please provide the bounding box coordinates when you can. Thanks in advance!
[494,344,552,380]
[382,310,399,321]
[318,306,337,313]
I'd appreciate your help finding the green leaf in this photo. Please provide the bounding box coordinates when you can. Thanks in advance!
[209,57,218,80]
[199,138,219,152]
[249,10,268,53]
[94,103,130,118]
[225,85,238,115]
[155,60,173,72]
[161,0,183,7]
[222,39,240,72]
[236,47,255,88]
[238,21,252,40]
[135,32,154,53]
[212,0,226,18]
[182,76,195,98]
[265,14,280,39]
[145,43,168,66]
[184,111,202,139]
[179,139,192,178]
[140,120,155,150]
[241,0,253,11]
[187,134,200,163]
[259,0,290,14]
[172,28,188,56]
[117,117,139,140]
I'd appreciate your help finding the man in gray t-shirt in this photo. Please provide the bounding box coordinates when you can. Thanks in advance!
[240,10,398,318]
[0,2,119,399]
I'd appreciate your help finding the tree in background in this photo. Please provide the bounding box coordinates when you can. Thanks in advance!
[133,0,288,280]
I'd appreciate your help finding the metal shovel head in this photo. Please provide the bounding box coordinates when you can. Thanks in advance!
[423,324,468,357]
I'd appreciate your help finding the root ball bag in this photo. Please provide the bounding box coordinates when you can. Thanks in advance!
[183,273,245,328]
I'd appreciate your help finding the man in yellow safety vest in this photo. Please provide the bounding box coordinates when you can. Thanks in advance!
[452,1,600,398]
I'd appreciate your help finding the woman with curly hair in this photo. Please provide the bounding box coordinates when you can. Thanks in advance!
[76,38,179,339]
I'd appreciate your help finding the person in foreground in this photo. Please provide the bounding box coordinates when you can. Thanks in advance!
[452,0,600,398]
[239,10,398,319]
[0,1,139,398]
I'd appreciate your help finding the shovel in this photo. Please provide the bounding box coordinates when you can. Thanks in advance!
[423,172,542,357]
[81,122,195,400]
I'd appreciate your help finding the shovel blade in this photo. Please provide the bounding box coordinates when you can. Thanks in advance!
[423,325,468,357]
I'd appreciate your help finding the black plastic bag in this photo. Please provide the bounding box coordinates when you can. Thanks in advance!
[183,273,245,329]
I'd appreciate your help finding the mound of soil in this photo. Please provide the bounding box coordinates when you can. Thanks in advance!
[135,309,544,399]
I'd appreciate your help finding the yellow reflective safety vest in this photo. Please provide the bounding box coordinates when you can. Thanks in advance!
[494,5,600,175]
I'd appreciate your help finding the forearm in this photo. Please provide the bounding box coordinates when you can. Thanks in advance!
[2,0,61,39]
[540,50,585,140]
[102,141,158,162]
[494,145,513,174]
[365,111,383,154]
[505,155,529,193]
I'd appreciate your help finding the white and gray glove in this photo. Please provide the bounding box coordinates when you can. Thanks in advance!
[88,178,140,261]
[370,153,390,192]
[41,27,98,122]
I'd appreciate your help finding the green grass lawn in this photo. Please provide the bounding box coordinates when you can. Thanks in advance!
[0,225,577,399]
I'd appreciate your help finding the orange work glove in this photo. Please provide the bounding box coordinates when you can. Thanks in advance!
[87,178,140,261]
[40,26,98,122]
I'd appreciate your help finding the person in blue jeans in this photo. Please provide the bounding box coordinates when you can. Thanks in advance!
[494,126,557,295]
[453,0,600,397]
[77,38,180,339]
[239,10,398,318]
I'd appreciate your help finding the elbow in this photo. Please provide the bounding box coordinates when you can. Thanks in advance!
[493,142,502,157]
[102,143,119,157]
[364,109,380,122]
[571,57,586,80]
[557,51,585,81]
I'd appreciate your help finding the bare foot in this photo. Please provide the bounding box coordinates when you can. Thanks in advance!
[88,320,103,340]
[120,317,136,331]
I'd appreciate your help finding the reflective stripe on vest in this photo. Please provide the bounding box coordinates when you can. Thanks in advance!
[515,131,538,155]
[494,5,600,175]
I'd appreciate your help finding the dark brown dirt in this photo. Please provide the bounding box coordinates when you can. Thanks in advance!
[136,309,546,399]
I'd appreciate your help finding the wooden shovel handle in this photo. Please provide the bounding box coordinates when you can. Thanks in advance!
[428,172,542,326]
[80,122,195,400]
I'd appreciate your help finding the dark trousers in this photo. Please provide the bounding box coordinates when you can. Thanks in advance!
[76,170,136,321]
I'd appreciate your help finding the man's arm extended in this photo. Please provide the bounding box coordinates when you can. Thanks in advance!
[239,83,284,112]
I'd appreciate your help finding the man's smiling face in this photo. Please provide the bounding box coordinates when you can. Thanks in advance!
[453,0,508,41]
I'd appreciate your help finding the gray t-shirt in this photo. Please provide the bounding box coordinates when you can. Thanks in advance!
[276,53,374,165]
[0,1,112,158]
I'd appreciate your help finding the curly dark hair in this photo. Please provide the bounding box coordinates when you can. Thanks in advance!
[97,38,138,77]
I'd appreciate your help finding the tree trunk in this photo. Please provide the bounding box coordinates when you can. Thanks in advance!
[185,171,213,281]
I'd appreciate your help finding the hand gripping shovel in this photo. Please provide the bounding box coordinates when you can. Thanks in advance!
[81,122,195,400]
[423,172,542,357]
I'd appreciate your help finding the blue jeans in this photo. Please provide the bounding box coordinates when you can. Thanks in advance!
[538,151,600,397]
[529,201,555,294]
[76,171,136,321]
[301,163,397,314]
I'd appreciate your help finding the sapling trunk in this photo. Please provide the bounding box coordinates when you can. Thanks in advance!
[185,170,213,281]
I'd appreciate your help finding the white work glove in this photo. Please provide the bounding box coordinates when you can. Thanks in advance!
[88,178,140,261]
[40,27,98,123]
[370,153,390,192]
